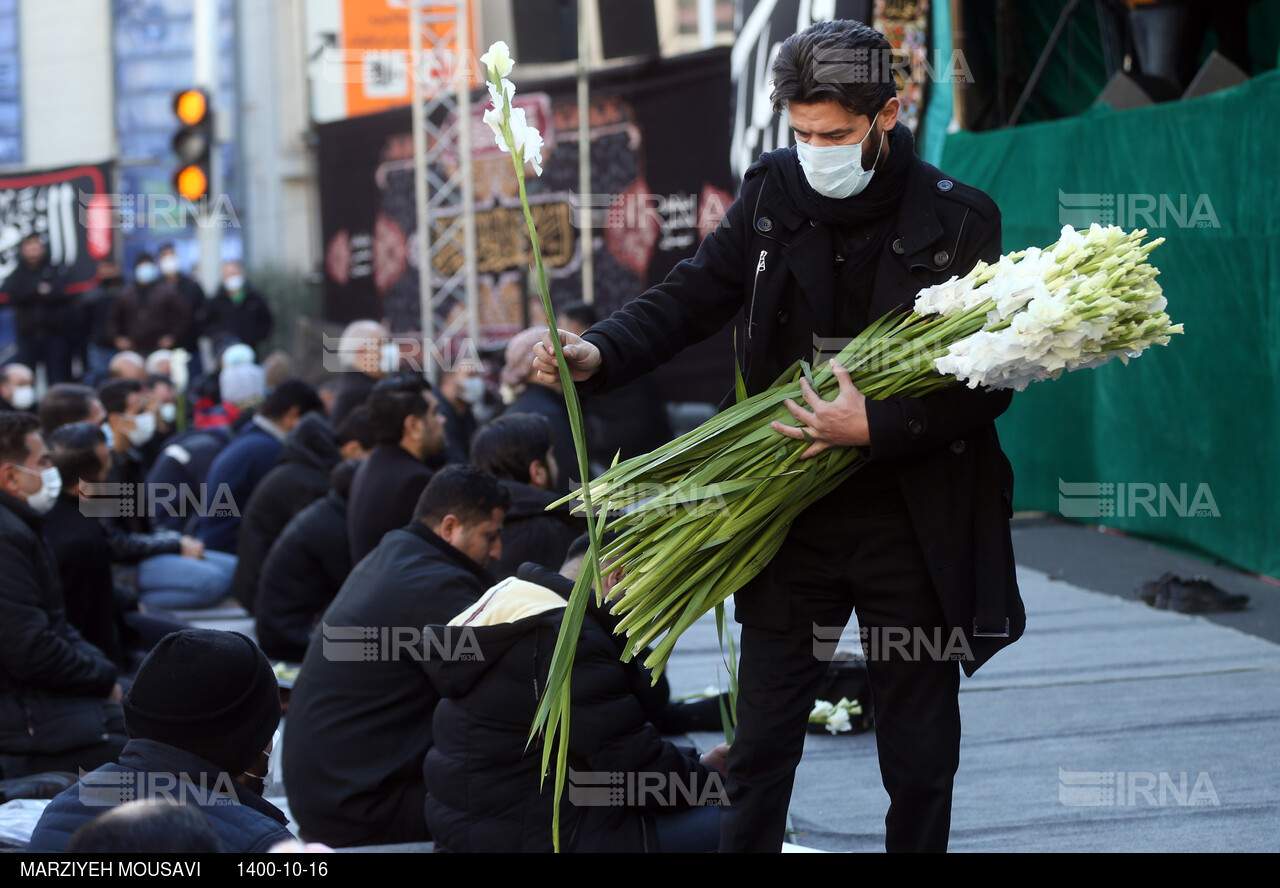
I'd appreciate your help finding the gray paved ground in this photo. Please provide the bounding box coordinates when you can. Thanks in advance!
[669,522,1280,852]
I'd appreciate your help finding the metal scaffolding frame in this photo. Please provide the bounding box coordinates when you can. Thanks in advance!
[409,0,479,376]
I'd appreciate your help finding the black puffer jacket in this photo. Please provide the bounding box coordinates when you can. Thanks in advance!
[255,490,351,663]
[0,491,118,756]
[231,414,340,612]
[422,576,717,853]
[491,479,585,580]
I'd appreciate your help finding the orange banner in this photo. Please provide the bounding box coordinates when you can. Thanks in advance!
[341,0,475,118]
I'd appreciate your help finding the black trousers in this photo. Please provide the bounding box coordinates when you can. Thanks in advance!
[720,483,961,853]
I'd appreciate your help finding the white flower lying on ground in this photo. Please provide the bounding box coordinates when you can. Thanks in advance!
[808,697,863,735]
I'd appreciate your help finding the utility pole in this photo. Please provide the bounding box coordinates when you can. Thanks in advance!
[576,0,594,305]
[192,0,222,300]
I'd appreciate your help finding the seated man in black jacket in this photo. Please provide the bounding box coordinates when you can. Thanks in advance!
[230,411,350,613]
[43,423,187,673]
[255,460,361,663]
[98,379,236,610]
[470,412,584,580]
[346,375,447,564]
[0,411,124,779]
[282,465,508,847]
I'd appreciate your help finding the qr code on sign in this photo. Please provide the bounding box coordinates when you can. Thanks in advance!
[362,50,408,99]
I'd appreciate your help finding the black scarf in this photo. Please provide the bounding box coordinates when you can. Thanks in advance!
[761,121,914,227]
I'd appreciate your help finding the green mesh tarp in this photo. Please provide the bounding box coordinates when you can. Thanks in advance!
[939,70,1280,578]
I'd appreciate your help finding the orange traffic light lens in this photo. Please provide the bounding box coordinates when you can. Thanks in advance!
[175,89,208,126]
[176,165,208,201]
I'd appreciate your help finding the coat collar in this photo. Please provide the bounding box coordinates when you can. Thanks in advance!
[404,520,497,589]
[116,739,289,826]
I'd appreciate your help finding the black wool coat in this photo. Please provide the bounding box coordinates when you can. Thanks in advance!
[580,148,1025,674]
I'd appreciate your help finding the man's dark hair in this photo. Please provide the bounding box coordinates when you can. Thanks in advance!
[147,373,174,390]
[39,384,100,435]
[335,405,376,451]
[0,411,41,466]
[134,252,155,269]
[67,799,222,853]
[48,422,108,490]
[770,20,895,119]
[413,464,510,526]
[558,300,599,330]
[367,375,431,446]
[260,378,323,422]
[330,459,360,501]
[156,242,176,255]
[98,378,144,416]
[564,530,621,566]
[470,413,553,484]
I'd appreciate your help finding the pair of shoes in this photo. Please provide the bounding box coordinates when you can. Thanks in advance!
[1137,572,1249,613]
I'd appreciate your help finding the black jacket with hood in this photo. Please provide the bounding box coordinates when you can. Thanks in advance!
[422,572,717,852]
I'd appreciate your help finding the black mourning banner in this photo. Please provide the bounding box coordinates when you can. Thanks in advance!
[0,162,116,294]
[316,48,736,403]
[731,0,873,180]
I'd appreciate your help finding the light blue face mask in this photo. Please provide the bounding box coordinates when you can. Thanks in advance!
[135,263,159,285]
[795,112,887,200]
[101,421,115,451]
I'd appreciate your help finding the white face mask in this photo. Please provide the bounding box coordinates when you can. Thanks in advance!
[224,275,245,292]
[124,412,156,447]
[100,421,115,450]
[795,112,886,200]
[458,376,486,405]
[16,465,62,514]
[10,385,35,410]
[159,255,181,276]
[159,403,177,424]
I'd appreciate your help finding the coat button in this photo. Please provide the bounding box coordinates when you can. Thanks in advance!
[776,310,790,325]
[892,238,905,255]
[950,439,966,454]
[907,419,924,436]
[933,250,950,266]
[937,179,953,192]
[757,217,773,232]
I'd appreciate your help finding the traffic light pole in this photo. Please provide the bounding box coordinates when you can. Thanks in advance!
[193,0,222,303]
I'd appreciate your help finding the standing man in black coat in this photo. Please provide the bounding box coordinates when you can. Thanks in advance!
[156,244,209,374]
[282,466,507,847]
[346,375,447,563]
[534,21,1025,853]
[204,261,274,358]
[2,235,73,385]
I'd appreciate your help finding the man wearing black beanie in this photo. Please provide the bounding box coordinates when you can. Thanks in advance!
[27,630,295,853]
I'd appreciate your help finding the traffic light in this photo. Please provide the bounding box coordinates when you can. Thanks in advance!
[172,88,212,201]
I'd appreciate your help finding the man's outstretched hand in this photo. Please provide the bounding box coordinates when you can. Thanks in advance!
[771,360,870,459]
[533,329,602,383]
